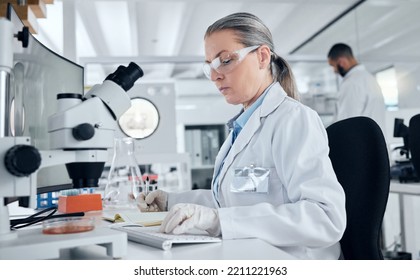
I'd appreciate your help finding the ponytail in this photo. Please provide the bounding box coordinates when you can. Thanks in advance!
[272,53,299,100]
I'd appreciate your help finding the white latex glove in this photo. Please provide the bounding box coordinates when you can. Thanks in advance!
[159,203,221,237]
[136,190,168,212]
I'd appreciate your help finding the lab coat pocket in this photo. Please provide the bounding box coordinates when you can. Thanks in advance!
[231,165,270,193]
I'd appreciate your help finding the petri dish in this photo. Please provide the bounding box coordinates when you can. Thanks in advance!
[42,217,95,234]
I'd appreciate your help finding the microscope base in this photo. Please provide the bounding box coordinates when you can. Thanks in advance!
[0,226,127,259]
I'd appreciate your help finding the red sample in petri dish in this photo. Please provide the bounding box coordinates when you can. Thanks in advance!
[42,217,95,234]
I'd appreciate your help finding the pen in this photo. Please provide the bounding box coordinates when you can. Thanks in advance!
[145,176,150,196]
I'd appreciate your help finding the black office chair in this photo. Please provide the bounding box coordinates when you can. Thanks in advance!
[326,116,390,260]
[409,114,420,177]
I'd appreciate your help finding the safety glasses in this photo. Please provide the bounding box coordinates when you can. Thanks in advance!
[203,45,260,79]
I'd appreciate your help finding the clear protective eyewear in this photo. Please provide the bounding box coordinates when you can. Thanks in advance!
[203,45,260,79]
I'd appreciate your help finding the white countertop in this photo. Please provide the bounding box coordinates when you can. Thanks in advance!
[390,180,420,195]
[61,237,296,260]
[4,205,296,260]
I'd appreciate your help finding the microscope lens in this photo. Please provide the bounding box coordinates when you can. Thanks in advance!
[105,62,144,92]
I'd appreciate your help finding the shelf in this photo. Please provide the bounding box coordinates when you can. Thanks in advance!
[192,165,214,170]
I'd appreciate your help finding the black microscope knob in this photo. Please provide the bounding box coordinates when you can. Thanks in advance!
[4,145,41,177]
[72,123,95,141]
[16,26,29,48]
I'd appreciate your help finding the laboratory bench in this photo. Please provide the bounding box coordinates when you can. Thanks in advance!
[3,204,296,260]
[59,237,296,260]
[0,226,295,260]
[389,180,420,254]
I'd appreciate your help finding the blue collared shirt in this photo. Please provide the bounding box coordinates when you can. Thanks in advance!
[230,91,268,141]
[213,82,275,206]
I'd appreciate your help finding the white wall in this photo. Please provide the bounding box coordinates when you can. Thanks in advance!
[114,82,177,155]
[396,63,420,109]
[176,96,240,126]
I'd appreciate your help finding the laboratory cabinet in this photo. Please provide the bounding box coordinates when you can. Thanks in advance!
[184,124,227,189]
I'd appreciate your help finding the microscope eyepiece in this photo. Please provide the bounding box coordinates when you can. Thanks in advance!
[105,62,144,92]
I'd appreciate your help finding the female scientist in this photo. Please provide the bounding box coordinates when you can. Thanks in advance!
[138,12,346,260]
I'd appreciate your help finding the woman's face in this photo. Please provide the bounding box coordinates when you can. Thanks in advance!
[204,30,271,107]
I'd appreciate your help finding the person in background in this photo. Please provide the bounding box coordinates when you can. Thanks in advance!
[327,43,386,132]
[138,12,346,259]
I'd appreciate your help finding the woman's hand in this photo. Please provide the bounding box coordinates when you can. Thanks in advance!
[159,203,221,236]
[137,190,168,212]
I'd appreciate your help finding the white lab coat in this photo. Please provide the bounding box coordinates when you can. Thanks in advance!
[334,64,386,133]
[169,83,346,259]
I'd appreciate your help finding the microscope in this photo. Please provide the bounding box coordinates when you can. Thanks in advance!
[0,16,143,259]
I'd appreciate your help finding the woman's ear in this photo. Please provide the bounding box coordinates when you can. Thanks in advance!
[258,45,272,69]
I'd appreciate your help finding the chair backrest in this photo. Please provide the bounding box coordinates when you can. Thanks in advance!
[409,114,420,177]
[326,116,390,260]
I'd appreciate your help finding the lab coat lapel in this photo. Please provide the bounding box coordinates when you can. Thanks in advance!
[227,111,262,162]
[218,83,287,179]
[212,132,233,179]
[212,116,261,204]
[211,130,233,191]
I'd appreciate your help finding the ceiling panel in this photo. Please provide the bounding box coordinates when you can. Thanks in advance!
[95,1,132,56]
[32,0,420,85]
[293,1,420,59]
